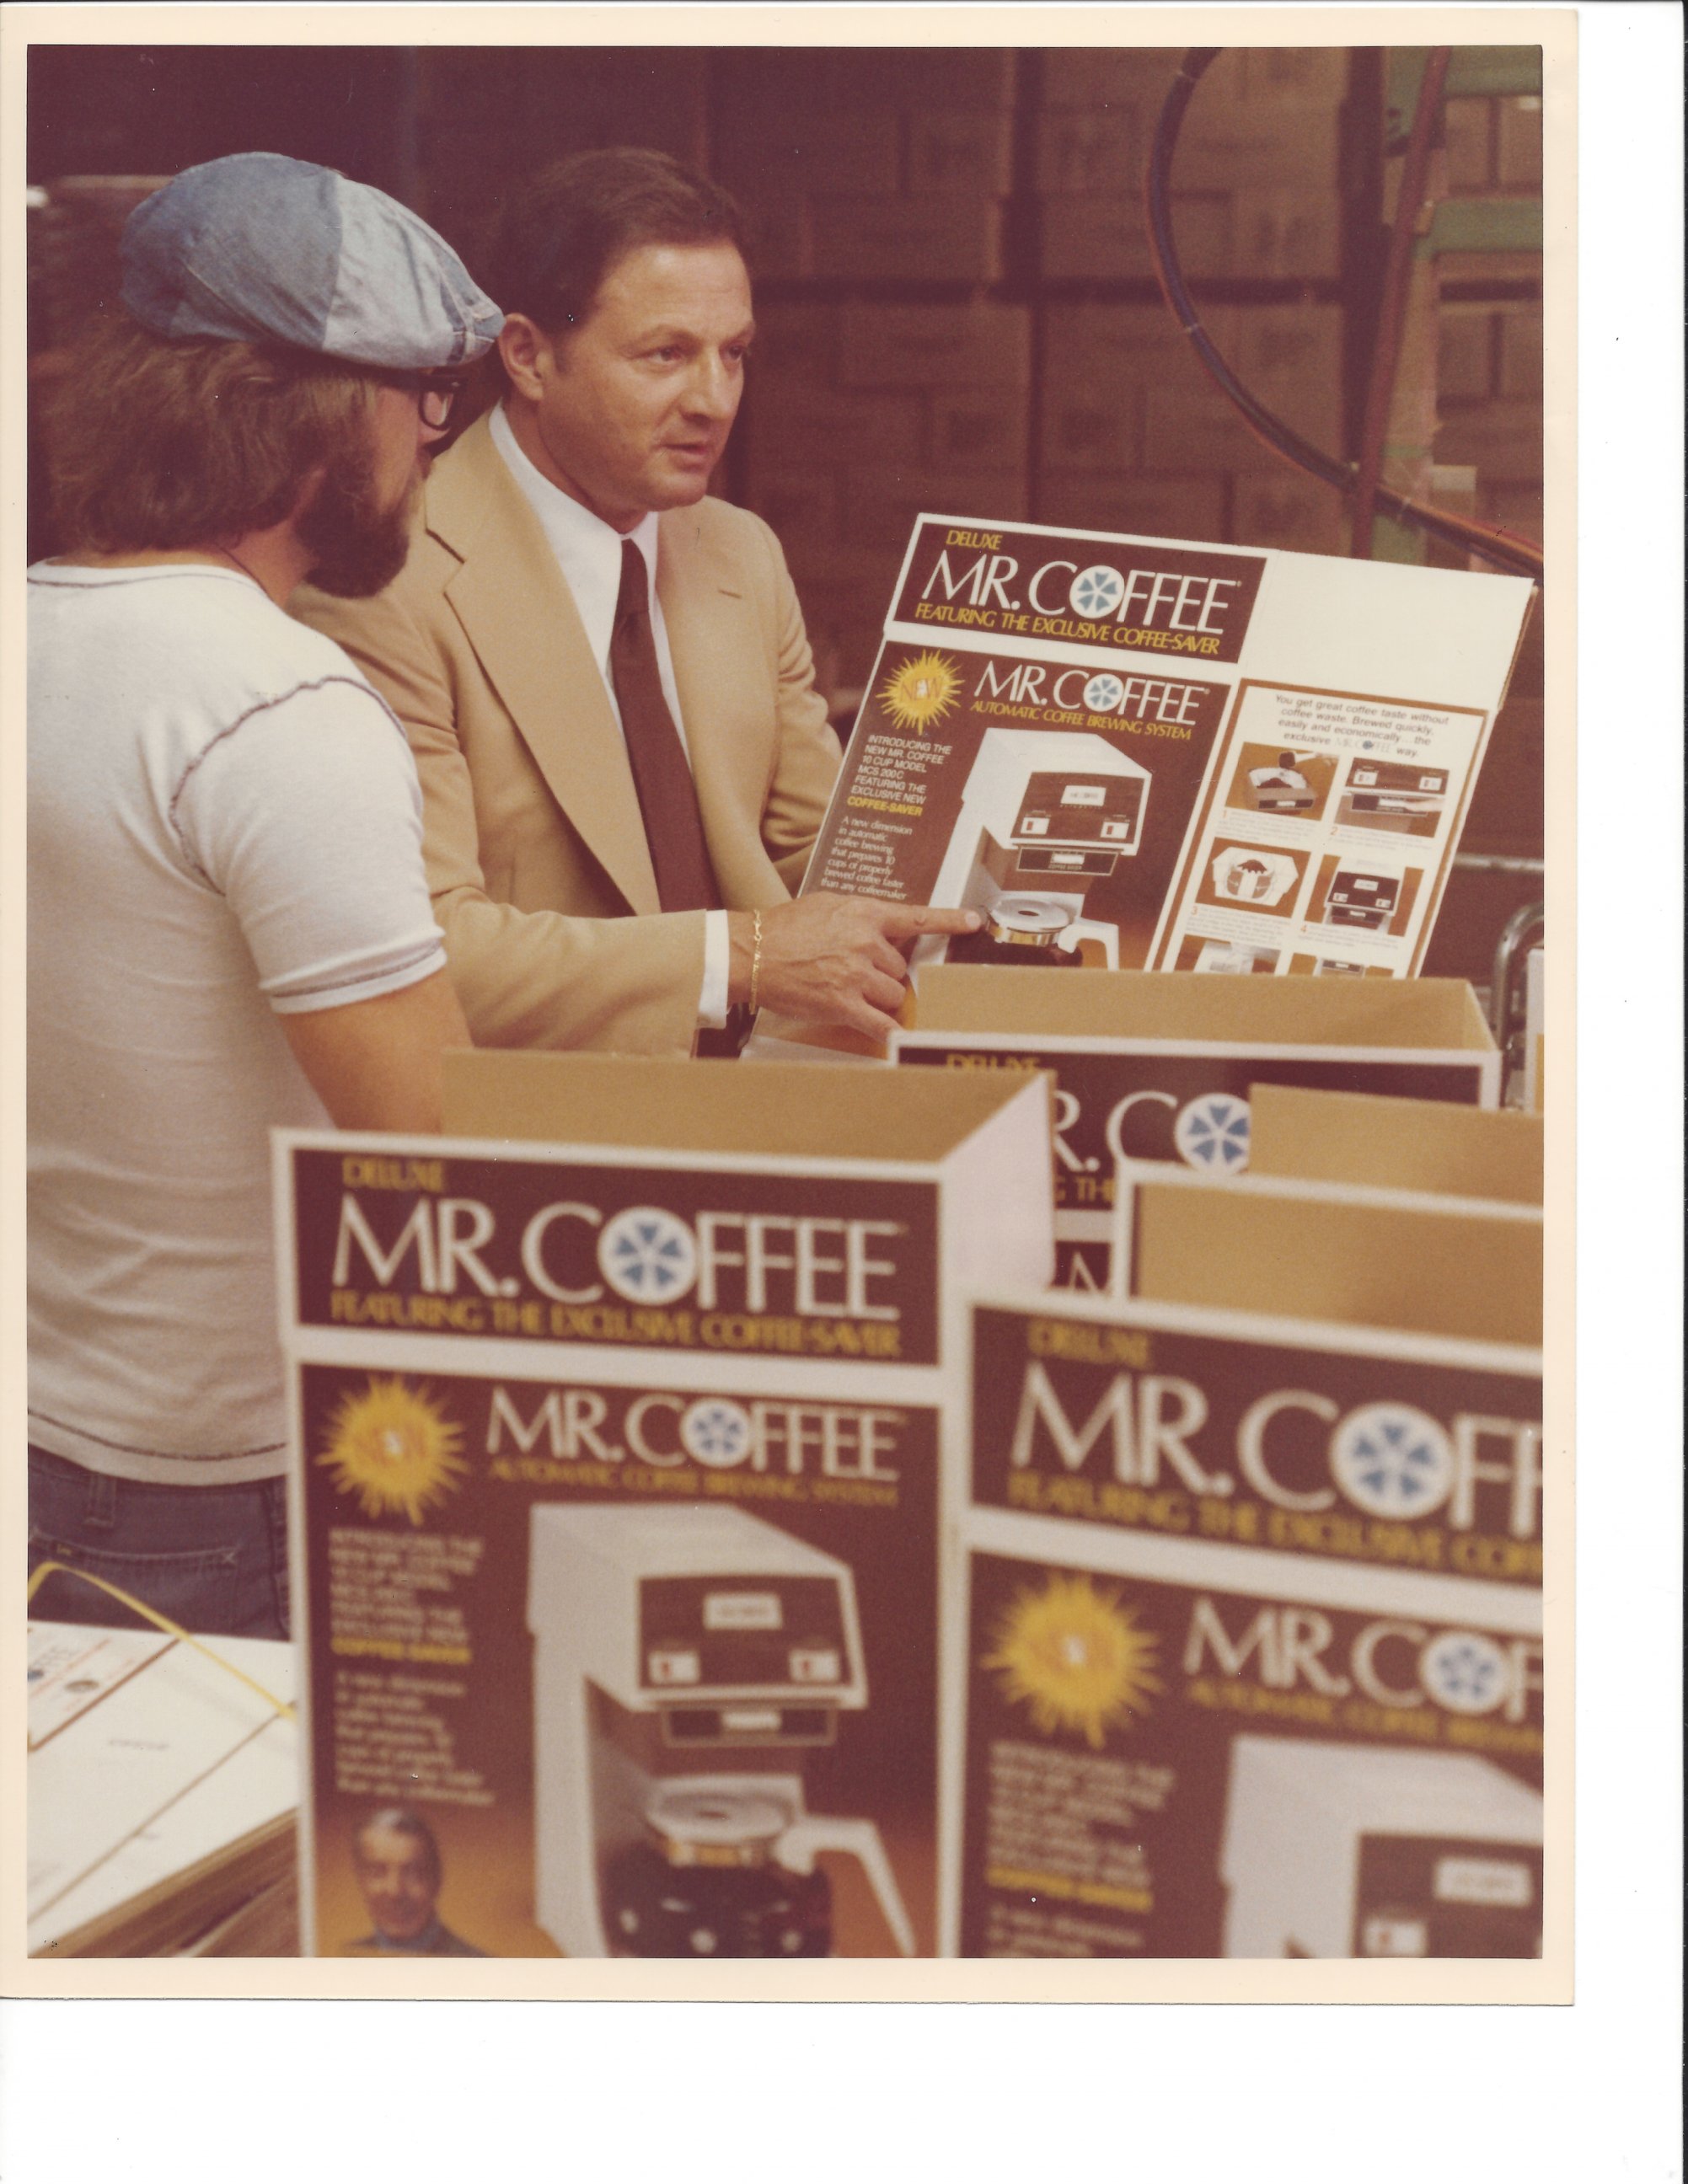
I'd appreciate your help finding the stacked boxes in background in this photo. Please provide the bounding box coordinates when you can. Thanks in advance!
[711,47,1017,285]
[741,299,1033,706]
[1037,302,1346,555]
[727,46,1360,704]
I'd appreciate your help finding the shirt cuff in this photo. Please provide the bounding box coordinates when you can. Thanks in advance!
[699,908,731,1028]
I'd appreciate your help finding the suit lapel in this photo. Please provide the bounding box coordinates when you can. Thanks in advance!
[658,506,778,907]
[428,417,660,915]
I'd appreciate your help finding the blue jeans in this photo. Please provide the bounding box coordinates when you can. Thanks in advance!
[28,1445,291,1641]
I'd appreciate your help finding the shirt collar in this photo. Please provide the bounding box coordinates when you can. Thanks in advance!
[489,401,659,672]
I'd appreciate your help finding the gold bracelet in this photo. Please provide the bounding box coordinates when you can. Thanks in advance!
[748,907,764,1017]
[747,904,769,1013]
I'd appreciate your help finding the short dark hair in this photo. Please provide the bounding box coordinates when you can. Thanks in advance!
[490,147,748,339]
[47,315,380,553]
[354,1806,442,1888]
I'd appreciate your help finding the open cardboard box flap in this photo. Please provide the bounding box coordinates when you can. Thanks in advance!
[1120,1166,1541,1347]
[908,965,1493,1052]
[442,1048,1047,1166]
[1247,1085,1544,1203]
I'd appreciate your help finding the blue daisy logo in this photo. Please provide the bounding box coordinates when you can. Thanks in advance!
[1172,1092,1251,1172]
[680,1398,754,1467]
[1083,672,1126,712]
[597,1207,697,1304]
[1331,1404,1455,1519]
[1069,565,1125,619]
[1420,1630,1510,1716]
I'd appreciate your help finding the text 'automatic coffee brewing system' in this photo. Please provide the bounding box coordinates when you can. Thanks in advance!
[529,1504,916,1959]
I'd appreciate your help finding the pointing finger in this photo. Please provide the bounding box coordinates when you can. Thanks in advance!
[877,904,983,940]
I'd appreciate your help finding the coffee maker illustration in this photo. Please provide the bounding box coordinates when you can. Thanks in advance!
[924,730,1150,969]
[1219,1737,1544,1958]
[1246,750,1320,814]
[1321,857,1407,932]
[528,1503,917,1959]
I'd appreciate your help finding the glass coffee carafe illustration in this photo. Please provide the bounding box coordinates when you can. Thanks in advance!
[919,729,1151,974]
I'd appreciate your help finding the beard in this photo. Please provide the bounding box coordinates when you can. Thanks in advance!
[294,449,417,599]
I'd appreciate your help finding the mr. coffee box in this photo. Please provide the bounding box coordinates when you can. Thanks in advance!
[892,965,1500,1290]
[1245,1084,1544,1203]
[753,513,1535,1064]
[274,1056,1053,1961]
[1115,1162,1544,1346]
[948,1290,1544,1959]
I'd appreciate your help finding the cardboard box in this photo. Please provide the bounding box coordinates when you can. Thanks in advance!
[1443,96,1496,190]
[1035,107,1144,195]
[1143,383,1280,475]
[1113,1165,1543,1346]
[742,382,925,472]
[1173,109,1342,193]
[952,1289,1543,1956]
[275,1056,1054,1961]
[929,384,1029,470]
[1496,96,1544,190]
[715,111,903,201]
[745,302,843,383]
[1496,304,1544,401]
[1436,400,1543,485]
[1241,47,1350,105]
[1039,191,1230,281]
[1246,1084,1544,1202]
[1230,473,1348,558]
[893,966,1501,1292]
[1040,389,1144,473]
[1228,191,1342,279]
[841,468,1027,552]
[810,195,1005,284]
[1038,474,1230,547]
[906,109,1015,195]
[1039,47,1182,110]
[839,302,1032,390]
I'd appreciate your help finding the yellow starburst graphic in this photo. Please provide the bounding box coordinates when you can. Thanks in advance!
[985,1573,1161,1749]
[318,1377,468,1526]
[879,650,962,734]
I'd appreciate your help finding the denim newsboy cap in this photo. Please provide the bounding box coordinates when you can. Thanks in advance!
[120,152,502,370]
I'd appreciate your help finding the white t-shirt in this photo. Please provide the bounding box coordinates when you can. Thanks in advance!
[28,564,447,1485]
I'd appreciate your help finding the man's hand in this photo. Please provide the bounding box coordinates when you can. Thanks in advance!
[730,895,982,1041]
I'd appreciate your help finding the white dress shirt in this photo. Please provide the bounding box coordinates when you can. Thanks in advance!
[489,401,730,1026]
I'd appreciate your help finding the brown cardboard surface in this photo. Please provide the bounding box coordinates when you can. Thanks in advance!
[442,1049,1037,1165]
[910,965,1493,1052]
[1125,1174,1541,1346]
[1247,1086,1545,1204]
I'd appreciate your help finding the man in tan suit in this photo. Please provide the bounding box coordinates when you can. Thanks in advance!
[297,149,976,1055]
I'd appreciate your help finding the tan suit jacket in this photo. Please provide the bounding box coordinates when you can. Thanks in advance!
[294,412,840,1054]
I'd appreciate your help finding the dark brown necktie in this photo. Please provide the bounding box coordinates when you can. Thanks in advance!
[609,538,719,913]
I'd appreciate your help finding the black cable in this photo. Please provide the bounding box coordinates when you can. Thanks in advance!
[1144,49,1544,582]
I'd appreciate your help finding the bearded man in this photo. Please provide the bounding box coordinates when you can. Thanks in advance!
[27,153,499,1639]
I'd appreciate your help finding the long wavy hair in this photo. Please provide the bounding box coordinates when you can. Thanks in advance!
[47,315,382,552]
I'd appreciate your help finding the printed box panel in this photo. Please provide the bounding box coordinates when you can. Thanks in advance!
[297,1358,942,1960]
[957,1540,1542,1957]
[287,1144,941,1368]
[971,1299,1542,1588]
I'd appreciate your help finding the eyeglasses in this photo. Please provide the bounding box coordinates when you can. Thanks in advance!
[380,371,465,430]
